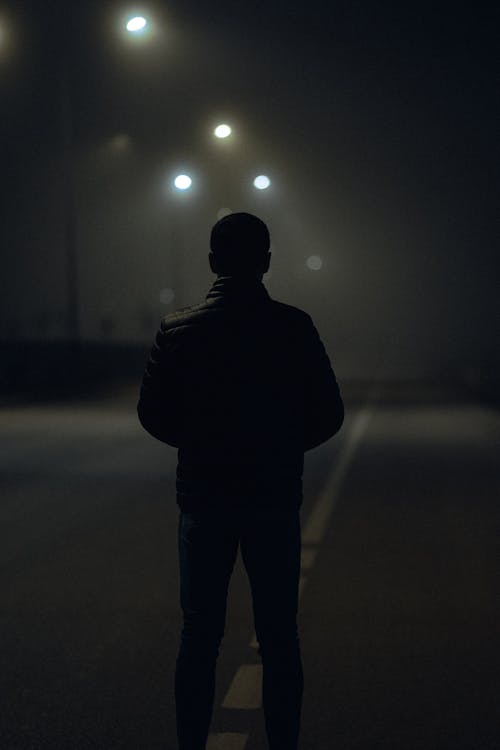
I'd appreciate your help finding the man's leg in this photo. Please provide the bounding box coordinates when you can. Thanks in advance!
[175,510,239,750]
[240,507,304,750]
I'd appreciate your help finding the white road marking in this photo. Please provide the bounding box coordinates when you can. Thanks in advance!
[206,732,249,750]
[222,664,263,709]
[239,410,372,726]
[300,546,318,570]
[299,574,307,601]
[302,408,371,545]
[248,410,370,650]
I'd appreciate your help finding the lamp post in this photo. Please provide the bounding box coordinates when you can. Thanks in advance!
[61,12,155,347]
[60,33,81,346]
[169,173,194,307]
[59,12,152,346]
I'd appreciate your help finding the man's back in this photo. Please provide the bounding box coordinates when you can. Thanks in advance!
[138,212,344,750]
[138,274,344,510]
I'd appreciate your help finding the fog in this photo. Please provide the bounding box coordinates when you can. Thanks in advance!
[1,1,498,385]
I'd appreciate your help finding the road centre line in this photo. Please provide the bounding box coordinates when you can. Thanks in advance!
[300,546,318,570]
[206,732,249,750]
[248,408,370,650]
[221,409,372,718]
[222,664,263,709]
[302,408,372,545]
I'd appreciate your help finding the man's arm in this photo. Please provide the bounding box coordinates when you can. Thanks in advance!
[302,316,344,452]
[137,321,182,447]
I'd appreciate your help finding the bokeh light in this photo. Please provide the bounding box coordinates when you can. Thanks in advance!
[159,288,175,305]
[214,124,232,139]
[108,134,131,152]
[126,16,147,32]
[174,174,192,190]
[306,255,323,270]
[253,175,271,190]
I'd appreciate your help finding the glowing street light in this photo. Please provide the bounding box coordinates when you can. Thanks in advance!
[306,255,323,270]
[253,175,271,190]
[214,123,232,139]
[159,287,175,305]
[0,14,16,60]
[126,16,148,33]
[174,174,192,190]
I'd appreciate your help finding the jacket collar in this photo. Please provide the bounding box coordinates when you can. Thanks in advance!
[206,275,270,304]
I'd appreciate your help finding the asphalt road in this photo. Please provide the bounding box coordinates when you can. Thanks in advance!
[1,384,498,749]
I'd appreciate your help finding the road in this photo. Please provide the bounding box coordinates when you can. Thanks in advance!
[1,384,498,749]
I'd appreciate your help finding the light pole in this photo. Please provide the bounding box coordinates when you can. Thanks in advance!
[59,12,153,346]
[170,173,194,307]
[60,32,80,346]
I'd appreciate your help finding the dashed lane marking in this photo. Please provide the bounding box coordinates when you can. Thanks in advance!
[299,573,307,600]
[221,664,263,709]
[206,732,249,750]
[248,409,370,650]
[302,408,372,545]
[300,546,318,570]
[227,410,372,725]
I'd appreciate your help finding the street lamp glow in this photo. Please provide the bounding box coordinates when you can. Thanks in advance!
[159,287,175,305]
[214,124,232,139]
[174,174,192,190]
[253,175,271,190]
[126,16,147,32]
[306,255,323,271]
[0,18,12,53]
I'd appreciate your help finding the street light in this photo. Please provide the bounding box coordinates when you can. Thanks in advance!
[174,174,192,190]
[169,173,194,306]
[214,123,232,139]
[0,14,13,58]
[159,287,175,305]
[126,16,148,33]
[306,255,323,270]
[253,175,271,190]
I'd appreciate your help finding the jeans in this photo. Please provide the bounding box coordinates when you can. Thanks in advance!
[175,505,304,750]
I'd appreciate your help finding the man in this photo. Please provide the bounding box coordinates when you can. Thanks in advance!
[137,212,344,750]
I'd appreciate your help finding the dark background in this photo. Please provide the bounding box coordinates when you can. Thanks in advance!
[1,5,499,749]
[0,0,499,392]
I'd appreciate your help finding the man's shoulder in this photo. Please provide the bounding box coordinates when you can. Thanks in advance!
[268,299,312,324]
[159,297,313,332]
[160,302,213,331]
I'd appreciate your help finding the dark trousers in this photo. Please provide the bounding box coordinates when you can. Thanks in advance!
[175,505,304,750]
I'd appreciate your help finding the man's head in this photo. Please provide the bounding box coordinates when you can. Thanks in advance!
[209,212,271,279]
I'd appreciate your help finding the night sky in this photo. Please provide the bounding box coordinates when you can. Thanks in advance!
[0,1,498,381]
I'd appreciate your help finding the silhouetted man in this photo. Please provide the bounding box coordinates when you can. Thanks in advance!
[137,212,344,750]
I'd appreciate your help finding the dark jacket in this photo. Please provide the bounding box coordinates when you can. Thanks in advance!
[137,275,344,510]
